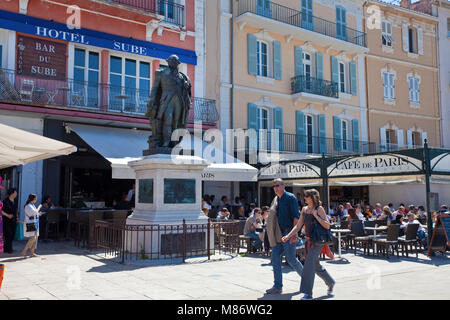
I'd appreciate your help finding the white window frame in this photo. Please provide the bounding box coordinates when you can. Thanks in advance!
[72,47,101,109]
[256,40,269,78]
[305,114,315,153]
[339,62,346,94]
[341,119,349,151]
[383,72,395,100]
[408,76,420,104]
[381,20,394,47]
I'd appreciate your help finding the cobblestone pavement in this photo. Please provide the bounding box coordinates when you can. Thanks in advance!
[0,240,449,300]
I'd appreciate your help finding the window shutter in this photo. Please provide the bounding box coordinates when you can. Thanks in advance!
[274,107,283,150]
[352,119,359,152]
[315,52,323,80]
[421,132,427,146]
[331,56,339,86]
[273,41,282,80]
[349,61,357,95]
[318,114,326,154]
[417,28,423,55]
[248,34,257,75]
[389,73,395,99]
[336,7,347,40]
[397,129,404,147]
[382,21,386,33]
[402,24,409,52]
[383,73,388,98]
[406,130,413,148]
[380,128,387,151]
[296,111,306,153]
[248,103,258,130]
[333,116,342,151]
[409,77,414,102]
[294,46,303,76]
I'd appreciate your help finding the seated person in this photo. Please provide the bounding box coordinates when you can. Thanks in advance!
[243,208,264,251]
[216,208,230,221]
[376,206,393,226]
[331,204,345,220]
[401,212,427,248]
[114,193,132,210]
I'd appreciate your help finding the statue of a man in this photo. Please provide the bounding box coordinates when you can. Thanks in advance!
[145,55,192,148]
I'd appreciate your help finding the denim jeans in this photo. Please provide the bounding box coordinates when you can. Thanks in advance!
[245,232,262,250]
[271,231,303,290]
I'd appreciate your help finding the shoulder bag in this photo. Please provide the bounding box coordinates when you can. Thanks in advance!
[310,207,334,246]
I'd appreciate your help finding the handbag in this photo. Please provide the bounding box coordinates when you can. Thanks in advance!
[310,208,334,246]
[26,223,37,232]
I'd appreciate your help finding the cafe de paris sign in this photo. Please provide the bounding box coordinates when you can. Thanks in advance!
[259,161,321,180]
[327,154,423,177]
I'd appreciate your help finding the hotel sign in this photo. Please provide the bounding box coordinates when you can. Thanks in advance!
[328,154,423,177]
[16,35,67,80]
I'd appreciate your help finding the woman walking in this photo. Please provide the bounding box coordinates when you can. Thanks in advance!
[22,194,44,258]
[282,189,335,300]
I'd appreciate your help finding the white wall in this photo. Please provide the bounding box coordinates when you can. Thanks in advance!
[437,4,450,147]
[369,183,450,210]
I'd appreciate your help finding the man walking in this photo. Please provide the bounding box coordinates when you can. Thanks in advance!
[265,178,303,294]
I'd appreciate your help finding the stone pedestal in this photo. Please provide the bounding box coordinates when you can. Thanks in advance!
[124,154,213,258]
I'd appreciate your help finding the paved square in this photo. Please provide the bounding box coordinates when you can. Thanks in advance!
[1,240,449,300]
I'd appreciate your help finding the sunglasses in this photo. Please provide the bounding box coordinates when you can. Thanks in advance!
[273,184,281,188]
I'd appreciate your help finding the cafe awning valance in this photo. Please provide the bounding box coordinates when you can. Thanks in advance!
[67,123,258,182]
[0,122,77,169]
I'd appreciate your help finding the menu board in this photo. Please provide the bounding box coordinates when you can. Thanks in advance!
[427,214,450,256]
[138,179,154,204]
[164,179,195,204]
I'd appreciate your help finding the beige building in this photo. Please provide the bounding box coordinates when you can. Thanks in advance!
[364,0,441,150]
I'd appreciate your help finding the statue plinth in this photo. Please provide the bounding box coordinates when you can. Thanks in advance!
[143,147,172,156]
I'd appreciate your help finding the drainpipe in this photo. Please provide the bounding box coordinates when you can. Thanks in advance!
[230,0,234,131]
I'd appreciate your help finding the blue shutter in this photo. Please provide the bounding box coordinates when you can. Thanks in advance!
[349,61,357,95]
[274,107,283,151]
[331,56,339,86]
[257,0,271,18]
[273,41,282,80]
[316,52,323,80]
[318,114,327,155]
[333,116,342,151]
[336,6,347,41]
[248,103,258,130]
[248,34,257,75]
[294,46,303,76]
[352,119,359,152]
[301,0,314,31]
[296,111,306,153]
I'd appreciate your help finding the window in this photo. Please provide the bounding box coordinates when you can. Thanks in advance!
[408,28,417,53]
[342,119,348,150]
[383,72,395,100]
[447,18,450,37]
[256,40,268,77]
[109,55,151,113]
[409,76,420,103]
[382,20,394,47]
[339,62,346,93]
[412,131,421,147]
[336,6,347,41]
[257,107,269,130]
[386,129,397,150]
[306,114,314,153]
[74,48,99,107]
[303,52,312,90]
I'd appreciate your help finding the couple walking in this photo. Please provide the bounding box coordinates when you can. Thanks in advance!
[265,178,335,300]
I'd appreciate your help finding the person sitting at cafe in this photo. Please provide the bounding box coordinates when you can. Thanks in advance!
[393,205,405,221]
[248,203,256,217]
[355,204,365,221]
[372,203,382,218]
[401,212,427,248]
[115,193,132,211]
[363,205,372,220]
[331,204,345,220]
[234,205,246,220]
[346,208,359,230]
[216,208,230,221]
[243,207,263,252]
[219,196,230,211]
[376,206,393,226]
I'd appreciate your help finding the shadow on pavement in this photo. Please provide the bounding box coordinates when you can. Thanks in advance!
[257,290,301,301]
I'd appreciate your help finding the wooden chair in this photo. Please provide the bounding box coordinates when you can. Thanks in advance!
[373,224,400,258]
[398,223,420,258]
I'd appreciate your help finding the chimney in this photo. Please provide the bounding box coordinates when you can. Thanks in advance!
[400,0,411,8]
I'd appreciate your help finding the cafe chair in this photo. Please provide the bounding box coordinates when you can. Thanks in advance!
[398,223,420,258]
[373,224,400,259]
[19,79,35,102]
[74,211,89,248]
[345,221,364,250]
[45,210,60,241]
[351,222,371,255]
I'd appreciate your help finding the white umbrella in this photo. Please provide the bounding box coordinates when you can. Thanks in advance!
[0,123,77,169]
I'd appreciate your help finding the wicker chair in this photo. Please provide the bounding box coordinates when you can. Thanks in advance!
[398,223,420,258]
[373,224,400,258]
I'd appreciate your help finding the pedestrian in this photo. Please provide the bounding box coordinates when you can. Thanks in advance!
[282,188,335,300]
[2,188,18,254]
[22,194,44,258]
[265,178,303,295]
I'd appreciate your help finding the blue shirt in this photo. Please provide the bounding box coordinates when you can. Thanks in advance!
[276,191,300,231]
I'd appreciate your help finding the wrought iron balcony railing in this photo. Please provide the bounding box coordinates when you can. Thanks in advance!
[237,0,367,47]
[107,0,185,27]
[0,68,218,124]
[291,75,339,98]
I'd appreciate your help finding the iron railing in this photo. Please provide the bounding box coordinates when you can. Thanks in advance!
[0,68,218,124]
[291,75,339,98]
[237,0,367,47]
[94,219,241,263]
[107,0,185,27]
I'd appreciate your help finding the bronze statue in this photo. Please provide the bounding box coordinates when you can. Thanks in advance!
[145,55,192,150]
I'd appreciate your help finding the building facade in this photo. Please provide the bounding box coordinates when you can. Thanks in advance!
[0,0,216,227]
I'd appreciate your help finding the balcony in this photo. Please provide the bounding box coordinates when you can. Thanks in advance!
[291,75,339,103]
[236,0,367,52]
[0,68,218,125]
[106,0,185,27]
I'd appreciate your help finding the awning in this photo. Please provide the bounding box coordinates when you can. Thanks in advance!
[0,123,77,169]
[67,123,258,182]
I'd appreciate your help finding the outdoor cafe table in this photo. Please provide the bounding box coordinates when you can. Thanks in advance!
[364,226,388,252]
[330,228,351,258]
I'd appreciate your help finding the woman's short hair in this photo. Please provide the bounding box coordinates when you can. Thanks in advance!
[304,189,320,208]
[383,206,392,216]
